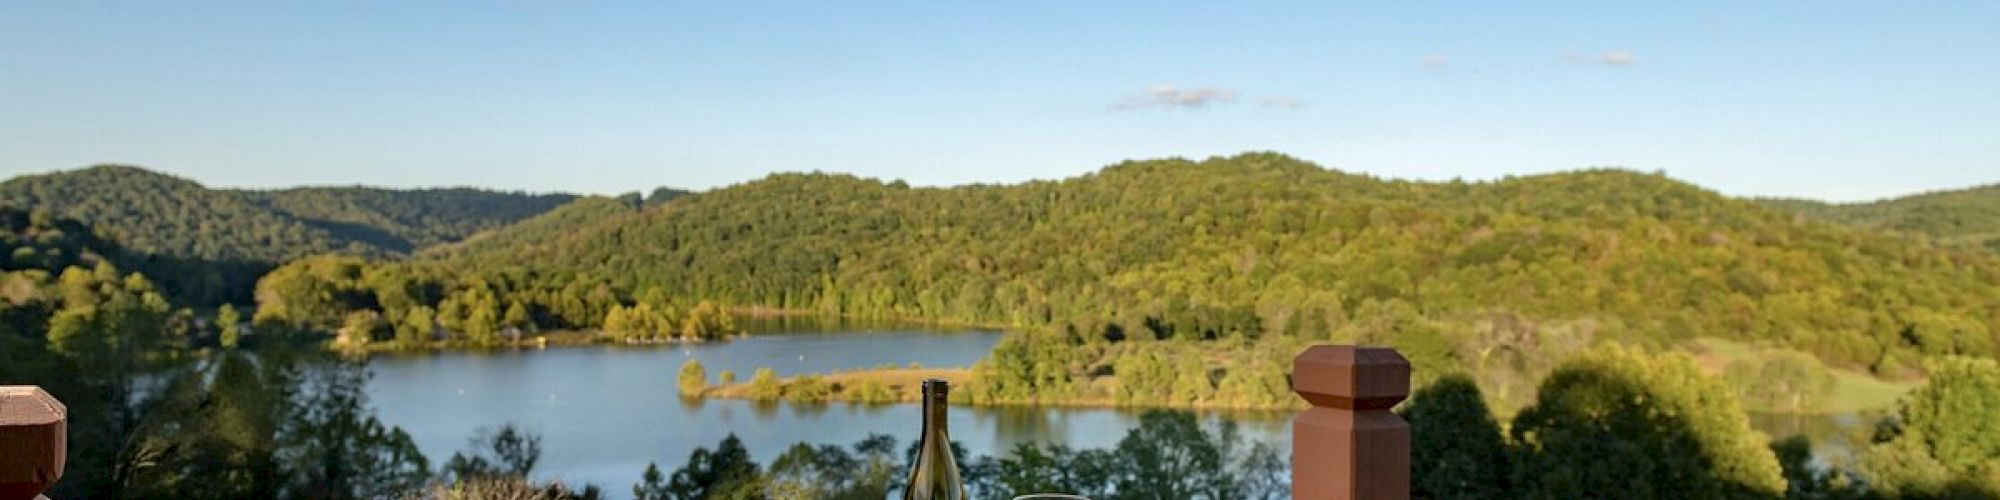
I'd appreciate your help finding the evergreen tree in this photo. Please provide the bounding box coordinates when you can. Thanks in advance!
[665,434,761,499]
[634,462,670,500]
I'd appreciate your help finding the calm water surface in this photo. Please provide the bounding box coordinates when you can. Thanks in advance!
[367,321,1290,495]
[367,320,1858,495]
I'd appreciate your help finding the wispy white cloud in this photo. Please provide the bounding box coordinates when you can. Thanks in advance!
[1257,96,1305,110]
[1114,84,1239,110]
[1419,53,1451,71]
[1563,50,1636,66]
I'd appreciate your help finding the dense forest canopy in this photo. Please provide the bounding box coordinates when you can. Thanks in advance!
[0,165,580,303]
[263,153,1998,373]
[1761,184,2000,254]
[0,165,578,261]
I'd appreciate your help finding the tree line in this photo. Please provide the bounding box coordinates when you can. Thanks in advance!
[624,409,1285,500]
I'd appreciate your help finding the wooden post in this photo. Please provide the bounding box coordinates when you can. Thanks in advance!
[0,386,65,500]
[1291,346,1410,500]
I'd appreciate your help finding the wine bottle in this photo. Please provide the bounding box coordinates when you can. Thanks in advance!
[904,378,966,500]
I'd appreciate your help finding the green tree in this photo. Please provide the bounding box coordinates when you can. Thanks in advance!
[46,305,100,356]
[444,424,543,482]
[1897,357,2000,473]
[666,434,761,499]
[503,300,532,332]
[747,368,782,401]
[436,296,465,336]
[681,300,736,341]
[338,310,380,348]
[783,375,833,403]
[678,359,708,397]
[1112,411,1233,498]
[766,436,900,499]
[1725,348,1837,414]
[463,295,501,347]
[634,462,670,500]
[848,379,895,403]
[217,303,243,349]
[603,305,633,342]
[1399,374,1509,499]
[277,361,432,498]
[396,306,435,350]
[1509,345,1785,498]
[1862,356,2000,497]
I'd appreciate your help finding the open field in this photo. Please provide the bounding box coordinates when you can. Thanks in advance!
[1693,337,1919,414]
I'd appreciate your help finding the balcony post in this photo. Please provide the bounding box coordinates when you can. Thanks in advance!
[1291,345,1410,500]
[0,386,66,500]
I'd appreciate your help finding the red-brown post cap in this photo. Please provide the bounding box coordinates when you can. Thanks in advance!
[0,386,66,500]
[1293,345,1410,410]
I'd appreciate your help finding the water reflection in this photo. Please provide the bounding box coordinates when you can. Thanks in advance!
[1749,412,1882,472]
[365,328,1295,493]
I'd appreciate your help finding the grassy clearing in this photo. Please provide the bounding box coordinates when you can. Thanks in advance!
[1825,368,1917,413]
[1692,337,1918,414]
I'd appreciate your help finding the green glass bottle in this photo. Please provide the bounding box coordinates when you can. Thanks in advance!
[904,378,966,500]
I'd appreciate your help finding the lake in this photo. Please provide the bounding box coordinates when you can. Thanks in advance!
[366,320,1292,495]
[366,320,1863,496]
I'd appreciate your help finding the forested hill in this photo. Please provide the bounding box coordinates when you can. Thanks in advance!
[272,153,2000,374]
[0,165,576,261]
[417,195,645,259]
[1761,184,2000,253]
[0,165,577,302]
[257,185,578,253]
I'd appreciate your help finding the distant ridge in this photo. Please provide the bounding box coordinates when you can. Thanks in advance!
[1760,184,2000,253]
[0,165,580,302]
[0,164,578,263]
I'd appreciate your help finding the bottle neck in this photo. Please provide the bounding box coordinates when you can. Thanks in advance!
[923,389,948,436]
[921,380,950,438]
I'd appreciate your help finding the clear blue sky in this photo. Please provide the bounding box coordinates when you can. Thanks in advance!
[2,1,1995,201]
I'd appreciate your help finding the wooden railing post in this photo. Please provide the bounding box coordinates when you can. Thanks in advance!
[0,386,65,500]
[1291,345,1410,500]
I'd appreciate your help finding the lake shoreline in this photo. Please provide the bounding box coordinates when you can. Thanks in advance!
[338,309,1020,355]
[689,366,1314,412]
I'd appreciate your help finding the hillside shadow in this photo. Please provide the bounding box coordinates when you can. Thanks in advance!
[297,218,417,255]
[1,206,271,305]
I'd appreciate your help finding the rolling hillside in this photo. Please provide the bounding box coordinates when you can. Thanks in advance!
[1762,184,2000,253]
[0,165,577,302]
[263,153,2000,379]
